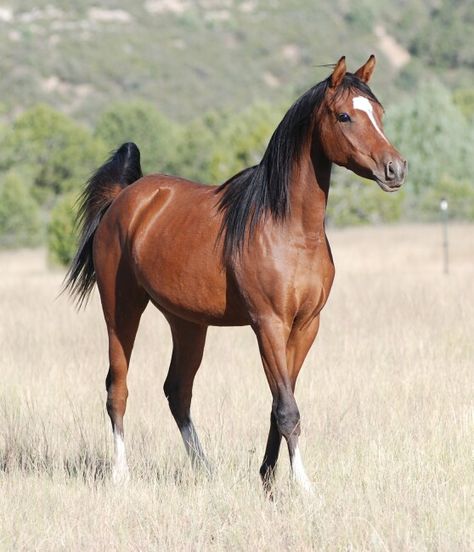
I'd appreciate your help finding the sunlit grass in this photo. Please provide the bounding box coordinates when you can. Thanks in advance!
[0,224,473,551]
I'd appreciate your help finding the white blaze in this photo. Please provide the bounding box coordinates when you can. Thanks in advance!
[352,96,389,143]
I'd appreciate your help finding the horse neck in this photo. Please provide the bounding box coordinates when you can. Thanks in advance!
[288,135,331,235]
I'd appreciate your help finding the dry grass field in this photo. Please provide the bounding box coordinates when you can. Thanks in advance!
[0,224,472,551]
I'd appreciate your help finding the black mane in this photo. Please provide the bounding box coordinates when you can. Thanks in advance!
[216,73,381,259]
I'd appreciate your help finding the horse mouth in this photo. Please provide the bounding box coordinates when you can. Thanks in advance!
[375,177,403,193]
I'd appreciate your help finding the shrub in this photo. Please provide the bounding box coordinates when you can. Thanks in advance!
[0,105,106,208]
[328,170,405,226]
[47,193,78,266]
[418,176,474,221]
[0,171,42,248]
[94,100,182,175]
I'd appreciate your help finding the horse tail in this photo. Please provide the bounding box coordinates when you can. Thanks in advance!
[64,142,143,307]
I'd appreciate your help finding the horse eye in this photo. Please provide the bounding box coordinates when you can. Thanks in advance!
[337,113,351,123]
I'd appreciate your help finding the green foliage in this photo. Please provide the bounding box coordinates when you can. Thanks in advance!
[0,171,42,248]
[328,170,405,226]
[94,100,182,175]
[47,193,78,266]
[453,88,474,120]
[208,102,281,182]
[343,0,377,32]
[418,176,474,222]
[0,0,471,122]
[384,80,474,216]
[408,1,474,70]
[0,105,107,207]
[173,116,220,183]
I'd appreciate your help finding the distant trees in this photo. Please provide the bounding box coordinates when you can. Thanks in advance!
[0,105,106,207]
[408,1,474,70]
[0,81,473,263]
[0,105,105,252]
[94,100,182,175]
[384,80,474,219]
[0,171,41,248]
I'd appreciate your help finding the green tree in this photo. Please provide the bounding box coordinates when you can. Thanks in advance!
[328,169,405,226]
[0,171,42,248]
[453,88,474,120]
[94,100,182,175]
[409,0,474,69]
[384,80,474,217]
[418,176,474,221]
[208,102,281,183]
[173,116,219,183]
[0,105,106,207]
[47,192,78,266]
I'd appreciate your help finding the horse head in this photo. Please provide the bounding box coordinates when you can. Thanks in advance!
[318,55,407,191]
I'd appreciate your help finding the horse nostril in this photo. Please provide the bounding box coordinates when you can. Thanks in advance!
[385,161,396,180]
[385,159,406,182]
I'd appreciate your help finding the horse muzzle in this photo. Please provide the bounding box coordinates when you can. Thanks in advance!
[375,157,407,192]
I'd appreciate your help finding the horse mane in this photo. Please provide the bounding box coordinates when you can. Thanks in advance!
[216,73,381,260]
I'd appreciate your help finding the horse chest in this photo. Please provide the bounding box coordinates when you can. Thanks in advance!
[235,238,334,325]
[291,251,335,318]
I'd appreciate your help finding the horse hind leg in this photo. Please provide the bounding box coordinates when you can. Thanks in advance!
[97,257,149,484]
[163,316,209,473]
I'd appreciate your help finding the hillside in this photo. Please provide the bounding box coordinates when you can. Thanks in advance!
[0,0,473,123]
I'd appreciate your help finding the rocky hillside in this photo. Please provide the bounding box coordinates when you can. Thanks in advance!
[0,0,472,122]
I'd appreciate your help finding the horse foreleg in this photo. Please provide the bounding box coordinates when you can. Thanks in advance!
[285,316,320,493]
[255,319,301,494]
[259,411,282,494]
[256,316,320,495]
[163,316,210,473]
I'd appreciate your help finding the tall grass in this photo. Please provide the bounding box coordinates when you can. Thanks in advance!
[0,225,472,551]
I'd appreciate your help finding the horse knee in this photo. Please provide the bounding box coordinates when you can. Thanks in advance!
[274,399,300,439]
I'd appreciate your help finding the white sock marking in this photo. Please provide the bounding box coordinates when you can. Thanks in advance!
[291,445,314,494]
[353,96,389,143]
[112,430,129,484]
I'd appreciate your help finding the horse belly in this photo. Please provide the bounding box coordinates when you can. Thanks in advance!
[139,256,248,326]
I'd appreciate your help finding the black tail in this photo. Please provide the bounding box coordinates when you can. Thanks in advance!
[64,142,142,307]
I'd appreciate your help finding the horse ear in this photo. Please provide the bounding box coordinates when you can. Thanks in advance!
[355,55,376,83]
[330,56,346,88]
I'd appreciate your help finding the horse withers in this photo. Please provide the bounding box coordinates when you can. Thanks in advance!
[65,56,406,494]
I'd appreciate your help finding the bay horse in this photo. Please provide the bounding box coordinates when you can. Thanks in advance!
[65,56,406,493]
